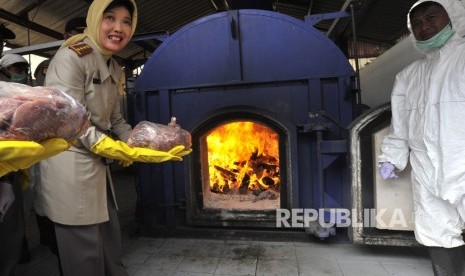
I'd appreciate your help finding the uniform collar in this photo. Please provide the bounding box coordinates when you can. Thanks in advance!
[84,38,121,82]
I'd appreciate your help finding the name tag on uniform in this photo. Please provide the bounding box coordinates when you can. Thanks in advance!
[93,78,101,84]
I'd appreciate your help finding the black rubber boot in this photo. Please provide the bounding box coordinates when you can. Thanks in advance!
[428,246,465,276]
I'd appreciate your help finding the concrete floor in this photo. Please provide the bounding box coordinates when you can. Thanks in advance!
[14,167,434,276]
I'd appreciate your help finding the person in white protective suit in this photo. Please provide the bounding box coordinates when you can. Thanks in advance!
[379,0,465,275]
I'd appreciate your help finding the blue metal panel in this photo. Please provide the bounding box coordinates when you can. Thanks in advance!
[132,9,356,232]
[135,9,354,91]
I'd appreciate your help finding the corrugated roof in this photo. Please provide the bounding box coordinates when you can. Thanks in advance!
[0,0,421,67]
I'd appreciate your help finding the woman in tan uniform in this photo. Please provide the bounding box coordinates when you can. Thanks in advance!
[35,1,182,275]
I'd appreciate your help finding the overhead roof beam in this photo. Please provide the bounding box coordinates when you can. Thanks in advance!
[17,0,49,18]
[325,0,352,37]
[0,8,62,40]
[339,0,377,41]
[307,0,314,15]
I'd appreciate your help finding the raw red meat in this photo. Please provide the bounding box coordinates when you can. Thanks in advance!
[127,117,192,151]
[0,81,89,141]
[0,98,23,129]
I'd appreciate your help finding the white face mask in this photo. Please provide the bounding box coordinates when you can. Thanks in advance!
[415,23,455,50]
[10,73,28,84]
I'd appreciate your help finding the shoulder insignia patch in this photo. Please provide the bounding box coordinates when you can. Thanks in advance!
[68,43,93,57]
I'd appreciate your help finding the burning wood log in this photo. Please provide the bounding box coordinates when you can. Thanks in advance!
[239,174,250,194]
[233,160,246,168]
[211,181,232,194]
[222,183,231,194]
[214,165,237,182]
[211,152,280,195]
[262,176,274,186]
[211,182,222,193]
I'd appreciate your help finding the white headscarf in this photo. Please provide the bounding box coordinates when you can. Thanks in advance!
[407,0,465,39]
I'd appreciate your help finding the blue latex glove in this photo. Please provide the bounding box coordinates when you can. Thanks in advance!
[379,162,398,180]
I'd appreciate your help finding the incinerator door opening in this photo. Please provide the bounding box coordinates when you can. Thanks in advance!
[200,121,281,210]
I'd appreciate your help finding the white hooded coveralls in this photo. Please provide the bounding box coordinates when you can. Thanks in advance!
[379,0,465,248]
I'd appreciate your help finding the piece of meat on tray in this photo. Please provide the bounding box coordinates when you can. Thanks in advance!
[0,81,89,141]
[127,117,192,151]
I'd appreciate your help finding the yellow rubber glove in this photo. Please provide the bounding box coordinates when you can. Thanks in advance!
[91,135,182,164]
[118,145,192,167]
[0,141,45,161]
[168,145,193,158]
[0,138,71,177]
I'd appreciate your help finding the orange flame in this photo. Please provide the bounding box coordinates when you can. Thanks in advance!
[206,121,280,193]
